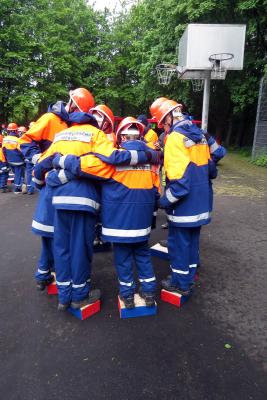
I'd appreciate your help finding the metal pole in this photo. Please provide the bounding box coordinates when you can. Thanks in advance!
[252,77,264,160]
[201,74,211,131]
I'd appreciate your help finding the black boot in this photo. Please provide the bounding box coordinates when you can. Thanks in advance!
[58,302,70,311]
[159,239,168,247]
[161,277,191,296]
[71,289,101,309]
[36,275,54,291]
[139,290,156,307]
[119,295,135,309]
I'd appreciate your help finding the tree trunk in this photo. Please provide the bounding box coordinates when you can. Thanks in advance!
[225,116,233,147]
[234,111,245,147]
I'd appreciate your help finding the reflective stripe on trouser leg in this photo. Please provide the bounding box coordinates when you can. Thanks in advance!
[113,243,136,297]
[70,211,96,302]
[168,226,191,290]
[133,241,156,293]
[35,236,54,281]
[188,226,201,284]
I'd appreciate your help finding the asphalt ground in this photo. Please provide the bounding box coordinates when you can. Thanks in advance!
[0,154,266,400]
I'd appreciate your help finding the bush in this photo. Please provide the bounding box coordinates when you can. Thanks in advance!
[228,146,252,158]
[252,154,267,168]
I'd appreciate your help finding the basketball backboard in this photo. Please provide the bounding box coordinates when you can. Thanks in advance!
[178,24,246,79]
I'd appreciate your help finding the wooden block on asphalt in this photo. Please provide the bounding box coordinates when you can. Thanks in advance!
[150,243,169,260]
[67,300,101,320]
[161,289,191,308]
[47,272,58,295]
[118,294,157,319]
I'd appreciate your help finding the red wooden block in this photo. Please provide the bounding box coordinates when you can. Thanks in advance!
[47,272,58,295]
[68,300,101,320]
[161,289,190,308]
[47,281,58,295]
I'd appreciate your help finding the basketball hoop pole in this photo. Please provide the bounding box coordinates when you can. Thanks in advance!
[201,74,211,131]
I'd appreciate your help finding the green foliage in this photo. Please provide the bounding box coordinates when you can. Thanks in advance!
[228,146,252,157]
[0,0,104,122]
[252,154,267,168]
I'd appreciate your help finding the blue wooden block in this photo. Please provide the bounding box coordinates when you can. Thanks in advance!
[118,294,157,319]
[150,243,169,260]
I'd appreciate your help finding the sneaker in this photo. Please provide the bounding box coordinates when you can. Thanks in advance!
[161,223,168,229]
[36,275,55,291]
[70,289,101,309]
[58,302,70,311]
[22,184,27,194]
[27,190,34,195]
[119,295,135,309]
[159,240,168,248]
[14,187,22,194]
[1,188,8,193]
[139,290,156,307]
[161,278,191,296]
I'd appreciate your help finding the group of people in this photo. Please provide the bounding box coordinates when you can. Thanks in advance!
[6,87,226,312]
[0,122,36,194]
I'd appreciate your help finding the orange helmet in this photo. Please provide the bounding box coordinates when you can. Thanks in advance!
[149,97,169,118]
[7,122,18,131]
[116,117,145,144]
[29,121,35,128]
[152,99,182,128]
[69,88,95,112]
[89,104,115,130]
[18,126,27,133]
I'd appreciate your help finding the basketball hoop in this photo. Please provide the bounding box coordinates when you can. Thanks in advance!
[191,79,204,92]
[209,53,234,79]
[156,63,177,85]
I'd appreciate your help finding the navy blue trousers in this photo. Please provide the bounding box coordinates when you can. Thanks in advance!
[113,241,156,297]
[10,164,24,189]
[53,209,96,305]
[168,226,201,290]
[35,237,54,281]
[25,161,35,193]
